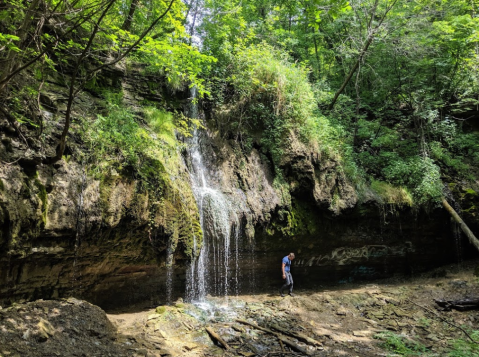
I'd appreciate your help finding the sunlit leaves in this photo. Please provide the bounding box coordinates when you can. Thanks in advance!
[0,33,20,52]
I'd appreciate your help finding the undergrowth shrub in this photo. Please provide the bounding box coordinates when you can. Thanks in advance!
[375,331,427,356]
[382,156,443,206]
[84,91,197,180]
[230,43,315,129]
[448,330,479,357]
[215,43,357,193]
[430,141,471,178]
[86,92,166,178]
[217,42,318,169]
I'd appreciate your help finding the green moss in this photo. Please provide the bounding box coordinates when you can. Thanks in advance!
[0,178,4,191]
[370,180,413,207]
[464,188,478,197]
[266,199,321,237]
[34,178,48,225]
[156,306,167,314]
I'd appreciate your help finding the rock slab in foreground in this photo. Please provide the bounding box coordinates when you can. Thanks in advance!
[0,298,142,357]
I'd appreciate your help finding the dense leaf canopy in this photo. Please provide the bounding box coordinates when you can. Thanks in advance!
[1,0,479,207]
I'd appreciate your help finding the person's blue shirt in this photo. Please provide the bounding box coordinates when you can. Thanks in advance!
[282,256,291,272]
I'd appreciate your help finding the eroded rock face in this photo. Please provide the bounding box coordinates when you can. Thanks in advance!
[0,154,175,307]
[177,124,458,298]
[0,69,200,307]
[279,131,357,213]
[0,68,471,310]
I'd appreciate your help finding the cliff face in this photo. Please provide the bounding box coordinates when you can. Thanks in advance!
[0,68,203,307]
[0,68,470,309]
[184,123,456,298]
[0,139,182,307]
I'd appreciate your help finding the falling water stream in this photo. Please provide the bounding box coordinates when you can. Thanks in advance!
[72,166,87,296]
[185,88,241,304]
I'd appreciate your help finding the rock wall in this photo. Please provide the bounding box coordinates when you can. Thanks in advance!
[180,128,462,296]
[0,68,201,308]
[0,67,476,309]
[0,154,178,307]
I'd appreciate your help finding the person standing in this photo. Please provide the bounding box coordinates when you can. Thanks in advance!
[280,253,295,297]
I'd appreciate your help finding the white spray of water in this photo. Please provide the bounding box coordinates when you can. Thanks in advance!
[185,87,241,302]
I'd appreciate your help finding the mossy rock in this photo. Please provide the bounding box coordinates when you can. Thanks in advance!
[155,306,167,314]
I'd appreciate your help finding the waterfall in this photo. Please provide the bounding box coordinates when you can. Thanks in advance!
[185,88,241,302]
[165,244,174,304]
[72,166,87,296]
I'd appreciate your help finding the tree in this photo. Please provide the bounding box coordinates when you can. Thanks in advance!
[0,0,212,162]
[328,0,398,110]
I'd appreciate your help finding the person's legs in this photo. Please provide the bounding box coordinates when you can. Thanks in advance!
[280,272,293,296]
[288,272,294,294]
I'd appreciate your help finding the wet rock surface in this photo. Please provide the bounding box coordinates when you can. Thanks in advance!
[2,262,479,356]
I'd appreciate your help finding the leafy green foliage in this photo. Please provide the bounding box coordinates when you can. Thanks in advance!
[84,91,193,181]
[383,157,443,206]
[144,106,176,148]
[87,92,152,175]
[209,43,317,164]
[135,38,216,96]
[448,330,479,357]
[196,0,479,209]
[0,33,20,51]
[229,43,315,128]
[375,331,427,356]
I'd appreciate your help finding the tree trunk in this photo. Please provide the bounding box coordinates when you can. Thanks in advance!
[435,298,479,311]
[328,32,375,110]
[270,323,323,347]
[442,198,479,252]
[189,0,199,43]
[121,0,140,31]
[312,27,320,75]
[46,0,117,164]
[235,319,315,355]
[46,0,176,164]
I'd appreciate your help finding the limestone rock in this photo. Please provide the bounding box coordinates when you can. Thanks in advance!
[36,318,55,341]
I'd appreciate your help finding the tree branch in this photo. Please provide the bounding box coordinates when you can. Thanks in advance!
[328,0,398,110]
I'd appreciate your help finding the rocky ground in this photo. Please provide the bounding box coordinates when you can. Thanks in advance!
[1,262,479,357]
